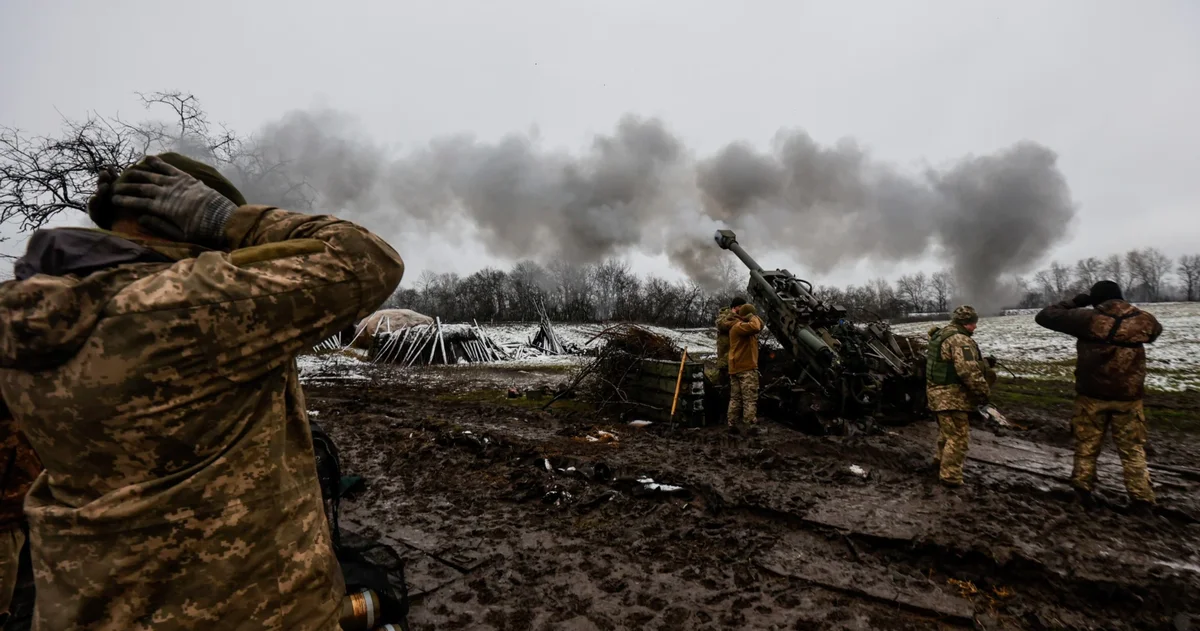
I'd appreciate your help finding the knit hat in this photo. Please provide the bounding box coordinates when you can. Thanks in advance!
[89,152,246,229]
[1089,280,1123,305]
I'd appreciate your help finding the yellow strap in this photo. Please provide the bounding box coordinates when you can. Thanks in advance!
[230,239,326,266]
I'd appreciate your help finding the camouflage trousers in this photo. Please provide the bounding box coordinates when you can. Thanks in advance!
[1070,395,1155,503]
[728,370,759,425]
[935,411,970,485]
[0,527,22,621]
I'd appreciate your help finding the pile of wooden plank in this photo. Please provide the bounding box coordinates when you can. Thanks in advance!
[529,303,572,355]
[369,319,511,366]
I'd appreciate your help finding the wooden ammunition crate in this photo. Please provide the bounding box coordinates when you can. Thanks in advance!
[624,357,708,426]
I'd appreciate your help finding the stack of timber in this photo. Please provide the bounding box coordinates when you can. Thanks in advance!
[529,304,573,355]
[369,319,511,366]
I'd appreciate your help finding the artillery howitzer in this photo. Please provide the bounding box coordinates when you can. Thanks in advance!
[714,230,927,433]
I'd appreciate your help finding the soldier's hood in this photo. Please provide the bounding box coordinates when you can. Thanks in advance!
[1,228,194,370]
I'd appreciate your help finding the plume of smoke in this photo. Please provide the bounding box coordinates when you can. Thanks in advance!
[694,131,1073,312]
[231,110,1074,310]
[376,115,687,262]
[932,142,1074,312]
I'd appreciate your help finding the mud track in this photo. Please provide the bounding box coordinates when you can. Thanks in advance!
[305,366,1200,630]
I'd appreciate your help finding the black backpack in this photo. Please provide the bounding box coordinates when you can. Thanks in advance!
[310,421,410,630]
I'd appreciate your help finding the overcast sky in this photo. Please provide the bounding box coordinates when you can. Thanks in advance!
[1,0,1197,287]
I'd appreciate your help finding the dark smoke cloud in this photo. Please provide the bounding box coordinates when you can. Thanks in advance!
[692,130,1074,310]
[227,111,1075,310]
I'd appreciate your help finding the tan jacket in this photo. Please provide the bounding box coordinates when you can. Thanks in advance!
[0,205,404,630]
[728,314,764,375]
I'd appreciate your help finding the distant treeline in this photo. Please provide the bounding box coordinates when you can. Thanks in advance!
[386,249,1200,328]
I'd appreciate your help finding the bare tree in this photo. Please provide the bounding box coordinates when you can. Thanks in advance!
[930,271,954,312]
[1073,257,1103,290]
[1101,254,1133,292]
[895,272,930,313]
[1179,254,1200,302]
[1126,247,1172,301]
[0,90,309,235]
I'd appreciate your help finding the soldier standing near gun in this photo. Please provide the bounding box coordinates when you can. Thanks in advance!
[715,297,747,388]
[726,303,764,426]
[0,153,404,629]
[1035,281,1161,513]
[926,306,994,487]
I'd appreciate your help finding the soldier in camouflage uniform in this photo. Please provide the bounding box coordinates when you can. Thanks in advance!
[715,297,747,387]
[926,305,992,487]
[0,153,404,630]
[726,303,764,426]
[1035,281,1162,510]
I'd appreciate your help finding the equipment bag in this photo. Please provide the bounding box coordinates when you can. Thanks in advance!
[310,421,410,631]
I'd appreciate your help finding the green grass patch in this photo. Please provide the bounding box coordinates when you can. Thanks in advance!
[991,377,1200,433]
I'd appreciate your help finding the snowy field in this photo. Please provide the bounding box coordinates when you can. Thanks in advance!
[299,303,1199,393]
[893,302,1200,392]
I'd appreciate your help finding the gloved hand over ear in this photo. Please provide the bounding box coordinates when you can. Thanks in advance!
[111,155,236,248]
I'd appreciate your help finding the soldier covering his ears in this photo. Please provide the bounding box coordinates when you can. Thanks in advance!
[0,153,404,629]
[1035,281,1161,512]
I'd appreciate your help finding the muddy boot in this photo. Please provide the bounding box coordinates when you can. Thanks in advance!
[1128,499,1156,518]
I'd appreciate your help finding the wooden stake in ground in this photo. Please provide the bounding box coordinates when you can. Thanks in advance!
[669,347,688,420]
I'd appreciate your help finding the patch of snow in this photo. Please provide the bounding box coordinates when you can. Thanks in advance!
[849,465,868,477]
[637,477,685,492]
[893,302,1200,392]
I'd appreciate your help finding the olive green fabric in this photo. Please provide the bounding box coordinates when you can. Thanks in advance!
[926,324,968,386]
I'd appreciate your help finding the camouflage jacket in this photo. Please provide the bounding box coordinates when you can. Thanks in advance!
[0,206,404,630]
[0,398,42,530]
[926,325,990,412]
[715,308,734,368]
[1035,299,1161,401]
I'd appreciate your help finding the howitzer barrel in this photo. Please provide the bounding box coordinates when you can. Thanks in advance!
[714,230,764,273]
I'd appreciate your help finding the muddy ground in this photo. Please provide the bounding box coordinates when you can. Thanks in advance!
[305,363,1200,630]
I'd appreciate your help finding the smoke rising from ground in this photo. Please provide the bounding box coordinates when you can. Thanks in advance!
[233,111,1075,311]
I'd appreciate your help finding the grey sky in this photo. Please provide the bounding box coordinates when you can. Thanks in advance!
[1,0,1197,287]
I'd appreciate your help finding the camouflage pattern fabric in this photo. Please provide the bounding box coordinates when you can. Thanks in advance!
[727,370,759,425]
[951,304,978,325]
[0,404,42,530]
[1070,395,1155,502]
[715,307,733,370]
[0,205,404,630]
[935,411,970,485]
[926,325,990,412]
[1035,299,1162,401]
[0,527,23,620]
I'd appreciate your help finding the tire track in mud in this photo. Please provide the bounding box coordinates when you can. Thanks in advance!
[308,385,1200,630]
